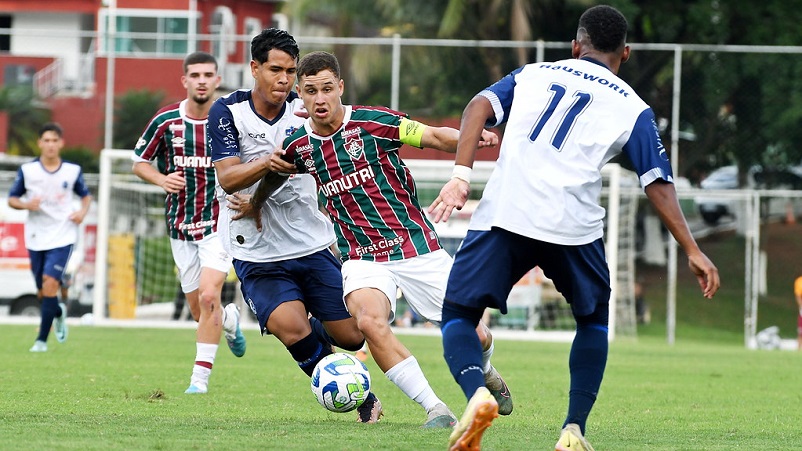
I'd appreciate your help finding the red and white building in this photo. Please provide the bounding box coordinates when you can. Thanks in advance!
[0,0,286,152]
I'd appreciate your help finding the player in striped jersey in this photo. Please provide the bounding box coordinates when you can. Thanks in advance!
[132,52,245,395]
[428,6,720,450]
[264,51,512,428]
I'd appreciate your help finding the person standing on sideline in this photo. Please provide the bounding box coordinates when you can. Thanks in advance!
[794,276,802,351]
[428,5,720,450]
[9,122,92,352]
[208,28,377,421]
[132,51,245,394]
[264,51,511,428]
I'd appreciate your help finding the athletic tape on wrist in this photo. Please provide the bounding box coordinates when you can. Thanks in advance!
[451,165,472,183]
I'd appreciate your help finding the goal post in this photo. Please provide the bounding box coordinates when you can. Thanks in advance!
[405,160,640,340]
[94,148,180,321]
[93,149,639,338]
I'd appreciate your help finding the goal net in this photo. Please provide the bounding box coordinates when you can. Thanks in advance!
[94,149,639,339]
[94,149,181,320]
[405,160,641,340]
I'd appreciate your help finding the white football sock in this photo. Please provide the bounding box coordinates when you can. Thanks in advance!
[482,339,494,373]
[190,343,218,389]
[385,356,443,412]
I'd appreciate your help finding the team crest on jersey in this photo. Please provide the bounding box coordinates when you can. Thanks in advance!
[285,126,298,137]
[344,137,364,159]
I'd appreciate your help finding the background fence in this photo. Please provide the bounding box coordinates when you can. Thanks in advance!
[3,29,802,345]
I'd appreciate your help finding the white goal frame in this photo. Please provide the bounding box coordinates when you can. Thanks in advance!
[93,150,638,341]
[404,159,639,341]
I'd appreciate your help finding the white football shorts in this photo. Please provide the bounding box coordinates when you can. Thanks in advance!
[341,249,452,325]
[170,232,232,293]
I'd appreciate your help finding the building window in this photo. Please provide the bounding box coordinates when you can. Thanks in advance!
[99,9,197,56]
[0,15,11,52]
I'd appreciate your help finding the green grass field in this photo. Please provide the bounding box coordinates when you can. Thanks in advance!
[3,323,801,450]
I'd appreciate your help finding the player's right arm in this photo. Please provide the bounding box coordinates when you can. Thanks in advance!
[132,161,185,194]
[428,94,496,223]
[213,156,274,194]
[207,100,275,194]
[131,109,186,194]
[7,167,39,210]
[7,196,37,211]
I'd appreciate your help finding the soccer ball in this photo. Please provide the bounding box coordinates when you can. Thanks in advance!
[310,352,371,413]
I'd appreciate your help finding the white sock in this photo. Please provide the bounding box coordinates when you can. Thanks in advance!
[482,339,494,373]
[190,343,218,389]
[385,356,443,412]
[222,305,237,339]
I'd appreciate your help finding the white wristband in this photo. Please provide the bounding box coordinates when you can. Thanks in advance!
[451,165,472,183]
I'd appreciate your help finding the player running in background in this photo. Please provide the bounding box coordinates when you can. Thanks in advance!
[9,122,92,352]
[264,50,512,429]
[132,51,246,395]
[208,28,377,422]
[428,5,720,450]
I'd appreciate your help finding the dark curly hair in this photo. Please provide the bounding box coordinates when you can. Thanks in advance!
[577,5,628,53]
[251,28,299,64]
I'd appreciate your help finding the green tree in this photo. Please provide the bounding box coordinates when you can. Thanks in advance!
[113,89,165,150]
[62,146,100,174]
[0,86,51,155]
[284,0,802,174]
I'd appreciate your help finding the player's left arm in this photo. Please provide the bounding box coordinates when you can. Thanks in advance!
[69,170,93,224]
[70,193,93,224]
[409,119,498,154]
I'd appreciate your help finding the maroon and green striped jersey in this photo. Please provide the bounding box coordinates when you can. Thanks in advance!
[133,99,219,241]
[282,105,442,262]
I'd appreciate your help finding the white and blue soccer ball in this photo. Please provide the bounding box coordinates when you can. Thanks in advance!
[310,352,371,413]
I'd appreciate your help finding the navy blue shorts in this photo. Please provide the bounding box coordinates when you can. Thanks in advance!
[234,249,350,334]
[445,228,610,317]
[28,244,74,289]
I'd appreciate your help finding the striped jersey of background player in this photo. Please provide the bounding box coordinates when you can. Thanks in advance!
[131,51,245,395]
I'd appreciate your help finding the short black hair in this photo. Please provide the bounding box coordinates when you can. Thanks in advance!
[183,51,217,73]
[38,122,63,138]
[297,51,340,80]
[578,5,628,53]
[251,28,300,64]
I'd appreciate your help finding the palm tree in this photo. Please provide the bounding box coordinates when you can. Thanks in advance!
[0,86,51,155]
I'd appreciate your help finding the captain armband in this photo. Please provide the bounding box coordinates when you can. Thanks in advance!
[398,118,427,148]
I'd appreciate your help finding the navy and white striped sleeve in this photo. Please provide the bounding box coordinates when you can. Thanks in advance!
[8,167,25,197]
[622,108,674,188]
[208,99,241,163]
[478,66,524,128]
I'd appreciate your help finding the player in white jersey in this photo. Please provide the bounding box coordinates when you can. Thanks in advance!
[429,5,721,451]
[9,122,92,352]
[208,29,376,422]
[132,52,245,395]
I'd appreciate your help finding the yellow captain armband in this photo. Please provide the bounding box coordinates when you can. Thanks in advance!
[398,118,427,148]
